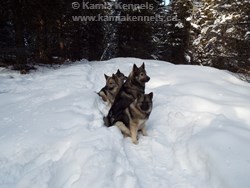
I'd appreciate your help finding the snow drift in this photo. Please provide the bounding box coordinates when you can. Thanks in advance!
[0,58,250,188]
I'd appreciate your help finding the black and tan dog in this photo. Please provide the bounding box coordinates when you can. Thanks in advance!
[97,69,126,106]
[115,69,127,88]
[104,62,150,127]
[111,92,153,144]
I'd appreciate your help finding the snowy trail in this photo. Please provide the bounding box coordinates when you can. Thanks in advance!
[1,58,250,188]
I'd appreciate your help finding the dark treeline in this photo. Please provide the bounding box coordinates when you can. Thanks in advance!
[0,0,249,75]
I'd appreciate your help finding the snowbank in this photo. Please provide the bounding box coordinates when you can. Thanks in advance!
[0,58,250,188]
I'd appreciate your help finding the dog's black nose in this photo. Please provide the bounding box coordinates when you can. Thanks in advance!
[146,76,150,82]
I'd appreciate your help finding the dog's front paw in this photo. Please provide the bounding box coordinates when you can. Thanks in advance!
[132,139,138,145]
[141,128,148,136]
[142,131,148,136]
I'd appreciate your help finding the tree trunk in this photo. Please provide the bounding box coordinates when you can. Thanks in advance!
[13,0,26,69]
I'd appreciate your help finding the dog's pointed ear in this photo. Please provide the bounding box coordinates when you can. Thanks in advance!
[133,64,139,72]
[148,92,153,100]
[112,73,119,82]
[104,74,109,80]
[141,62,145,70]
[117,69,121,74]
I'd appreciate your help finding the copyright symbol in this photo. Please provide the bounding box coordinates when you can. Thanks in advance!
[72,2,80,9]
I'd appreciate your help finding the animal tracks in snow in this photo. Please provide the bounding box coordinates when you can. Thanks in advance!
[0,58,250,188]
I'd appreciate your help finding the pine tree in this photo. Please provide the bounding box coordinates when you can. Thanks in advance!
[117,0,161,59]
[234,0,250,74]
[163,0,193,64]
[8,0,27,69]
[0,0,15,66]
[191,0,250,74]
[191,0,218,66]
[101,1,120,60]
[61,0,89,60]
[151,0,169,60]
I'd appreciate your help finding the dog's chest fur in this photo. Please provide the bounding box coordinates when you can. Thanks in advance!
[125,104,148,129]
[135,119,147,130]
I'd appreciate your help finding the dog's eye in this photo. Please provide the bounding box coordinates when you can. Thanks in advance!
[140,73,144,76]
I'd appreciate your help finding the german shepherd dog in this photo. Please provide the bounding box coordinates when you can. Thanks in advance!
[104,63,150,127]
[97,69,126,106]
[115,92,153,144]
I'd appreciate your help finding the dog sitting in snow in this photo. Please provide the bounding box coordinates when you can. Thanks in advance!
[112,92,153,144]
[104,63,150,126]
[103,63,152,144]
[97,69,126,107]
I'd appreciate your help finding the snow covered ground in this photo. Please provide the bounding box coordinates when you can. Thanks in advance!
[0,58,250,188]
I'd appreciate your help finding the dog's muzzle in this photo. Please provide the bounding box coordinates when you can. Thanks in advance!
[141,102,150,112]
[146,76,150,82]
[141,76,150,83]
